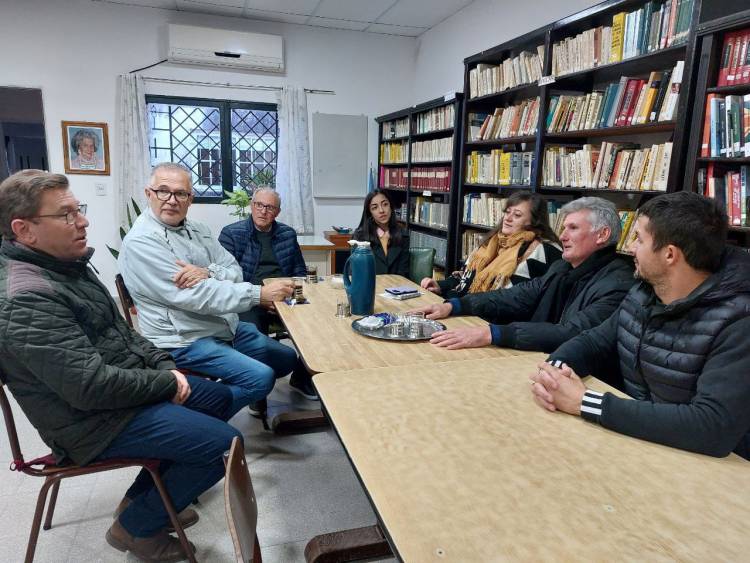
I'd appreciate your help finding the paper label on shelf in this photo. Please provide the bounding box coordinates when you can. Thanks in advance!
[443,91,456,102]
[538,75,556,86]
[422,190,432,197]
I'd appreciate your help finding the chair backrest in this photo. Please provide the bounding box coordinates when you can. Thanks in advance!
[224,436,261,563]
[114,274,135,329]
[408,247,436,283]
[0,380,25,468]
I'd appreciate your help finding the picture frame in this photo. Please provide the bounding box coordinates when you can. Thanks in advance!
[61,121,110,175]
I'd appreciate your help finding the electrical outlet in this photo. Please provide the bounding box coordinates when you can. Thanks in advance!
[95,183,107,196]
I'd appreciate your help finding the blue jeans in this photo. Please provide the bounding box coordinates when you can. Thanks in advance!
[97,375,241,538]
[169,321,298,417]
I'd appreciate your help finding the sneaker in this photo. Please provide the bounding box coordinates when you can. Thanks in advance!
[113,497,199,532]
[247,399,267,418]
[289,374,319,401]
[106,519,195,562]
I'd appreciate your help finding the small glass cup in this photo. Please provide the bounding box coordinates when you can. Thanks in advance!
[292,277,305,302]
[389,321,405,337]
[406,311,425,338]
[306,265,318,284]
[335,296,351,318]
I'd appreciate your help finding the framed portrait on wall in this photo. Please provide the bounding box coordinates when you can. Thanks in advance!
[61,121,110,175]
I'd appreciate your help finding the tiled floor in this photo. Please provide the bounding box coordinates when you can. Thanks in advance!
[0,376,394,563]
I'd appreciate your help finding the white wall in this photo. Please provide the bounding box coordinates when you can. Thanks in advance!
[412,0,599,102]
[0,0,417,287]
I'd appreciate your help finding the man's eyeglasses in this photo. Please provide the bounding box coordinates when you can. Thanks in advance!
[149,187,192,202]
[253,201,279,213]
[33,204,88,225]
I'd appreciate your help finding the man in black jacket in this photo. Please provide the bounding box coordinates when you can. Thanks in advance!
[0,170,241,561]
[416,197,634,354]
[531,191,750,459]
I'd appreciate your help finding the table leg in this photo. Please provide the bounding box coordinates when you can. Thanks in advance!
[304,524,392,563]
[270,409,329,434]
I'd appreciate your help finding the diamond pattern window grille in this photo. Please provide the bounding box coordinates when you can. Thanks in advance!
[146,98,278,201]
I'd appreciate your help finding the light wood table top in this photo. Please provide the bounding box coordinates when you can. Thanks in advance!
[274,274,525,373]
[315,354,750,562]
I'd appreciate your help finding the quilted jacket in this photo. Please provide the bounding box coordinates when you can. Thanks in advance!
[219,218,306,282]
[550,246,750,459]
[0,241,177,465]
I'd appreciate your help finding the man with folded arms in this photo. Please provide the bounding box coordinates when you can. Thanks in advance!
[119,163,317,414]
[531,191,750,459]
[0,170,240,561]
[415,197,634,354]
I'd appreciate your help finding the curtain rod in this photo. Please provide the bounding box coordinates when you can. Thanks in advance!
[140,76,335,95]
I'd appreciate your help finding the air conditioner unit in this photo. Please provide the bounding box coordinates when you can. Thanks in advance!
[167,24,284,73]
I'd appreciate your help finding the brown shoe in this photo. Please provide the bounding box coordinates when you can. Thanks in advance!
[106,519,195,562]
[114,497,200,532]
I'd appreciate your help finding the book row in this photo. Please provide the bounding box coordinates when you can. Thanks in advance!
[379,140,408,164]
[378,166,453,192]
[411,197,450,230]
[616,210,640,253]
[411,138,453,163]
[465,150,534,186]
[410,231,447,267]
[547,61,683,132]
[468,46,545,99]
[393,202,408,222]
[699,164,750,227]
[702,94,750,158]
[717,27,750,87]
[414,104,455,135]
[551,0,692,77]
[462,193,508,228]
[542,141,673,191]
[467,98,540,141]
[381,117,409,140]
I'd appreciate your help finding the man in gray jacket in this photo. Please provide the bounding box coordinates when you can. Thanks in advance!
[119,163,317,417]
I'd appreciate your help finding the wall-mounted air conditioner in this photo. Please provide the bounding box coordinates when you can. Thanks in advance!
[167,24,284,73]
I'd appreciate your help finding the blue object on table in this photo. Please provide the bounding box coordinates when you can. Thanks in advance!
[343,242,376,316]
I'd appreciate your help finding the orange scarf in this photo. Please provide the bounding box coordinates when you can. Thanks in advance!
[466,230,536,293]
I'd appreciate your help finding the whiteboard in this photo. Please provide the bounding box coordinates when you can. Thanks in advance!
[312,112,367,198]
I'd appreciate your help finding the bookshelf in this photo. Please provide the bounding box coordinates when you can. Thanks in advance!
[458,0,703,264]
[376,94,464,270]
[683,8,750,246]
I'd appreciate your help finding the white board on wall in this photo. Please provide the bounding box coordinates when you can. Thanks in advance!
[312,112,367,198]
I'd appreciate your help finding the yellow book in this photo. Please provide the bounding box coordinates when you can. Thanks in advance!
[617,211,635,251]
[498,152,511,185]
[610,12,625,63]
[638,71,662,124]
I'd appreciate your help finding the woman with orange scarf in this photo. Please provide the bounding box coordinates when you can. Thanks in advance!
[421,192,561,298]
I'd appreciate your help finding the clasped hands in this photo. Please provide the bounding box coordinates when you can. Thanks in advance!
[529,362,587,415]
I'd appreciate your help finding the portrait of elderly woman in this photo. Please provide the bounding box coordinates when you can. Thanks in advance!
[62,121,110,175]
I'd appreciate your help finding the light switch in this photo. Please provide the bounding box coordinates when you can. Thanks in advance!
[95,183,107,196]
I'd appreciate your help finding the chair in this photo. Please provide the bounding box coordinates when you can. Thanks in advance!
[0,378,196,563]
[408,247,436,284]
[114,273,137,329]
[224,436,262,563]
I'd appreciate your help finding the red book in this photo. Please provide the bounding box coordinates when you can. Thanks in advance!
[667,0,679,47]
[738,31,750,85]
[701,94,717,157]
[615,79,639,127]
[731,171,742,225]
[718,33,738,87]
[728,33,747,85]
[625,80,646,126]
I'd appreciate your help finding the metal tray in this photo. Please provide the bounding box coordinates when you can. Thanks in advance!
[351,317,446,341]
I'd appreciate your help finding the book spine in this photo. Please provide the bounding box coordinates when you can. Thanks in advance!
[702,94,716,158]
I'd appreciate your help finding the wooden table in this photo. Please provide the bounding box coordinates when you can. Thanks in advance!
[275,274,524,375]
[312,354,750,562]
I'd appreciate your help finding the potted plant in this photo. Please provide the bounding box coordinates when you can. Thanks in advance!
[221,189,252,219]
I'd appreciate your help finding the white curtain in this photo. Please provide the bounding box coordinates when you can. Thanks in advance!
[275,86,314,234]
[116,74,151,225]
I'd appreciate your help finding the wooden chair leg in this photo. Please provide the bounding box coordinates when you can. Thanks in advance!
[147,468,197,563]
[24,478,57,563]
[42,479,61,530]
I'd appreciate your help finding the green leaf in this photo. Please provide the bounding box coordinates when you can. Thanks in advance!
[130,197,141,216]
[106,245,119,259]
[119,226,127,240]
[126,206,133,229]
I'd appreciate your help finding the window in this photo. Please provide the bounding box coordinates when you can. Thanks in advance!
[146,95,278,202]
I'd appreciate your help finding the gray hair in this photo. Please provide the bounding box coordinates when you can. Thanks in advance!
[560,196,621,246]
[253,186,280,208]
[149,162,193,190]
[70,129,99,154]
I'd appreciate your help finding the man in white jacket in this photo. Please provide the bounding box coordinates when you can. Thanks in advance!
[119,163,317,418]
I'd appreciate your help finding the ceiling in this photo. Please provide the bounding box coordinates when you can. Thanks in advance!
[95,0,475,37]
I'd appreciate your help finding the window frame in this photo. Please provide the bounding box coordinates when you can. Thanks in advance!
[145,94,278,203]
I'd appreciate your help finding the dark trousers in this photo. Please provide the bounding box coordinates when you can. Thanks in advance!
[96,375,241,537]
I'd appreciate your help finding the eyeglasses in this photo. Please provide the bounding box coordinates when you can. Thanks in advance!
[33,204,88,225]
[252,201,279,213]
[149,187,192,202]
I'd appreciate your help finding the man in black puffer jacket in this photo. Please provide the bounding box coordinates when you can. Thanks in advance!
[531,191,750,460]
[0,170,242,561]
[416,197,634,355]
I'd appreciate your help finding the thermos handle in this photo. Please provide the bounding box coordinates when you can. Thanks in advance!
[342,256,352,291]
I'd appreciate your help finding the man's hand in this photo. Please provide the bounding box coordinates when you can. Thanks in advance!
[171,369,192,405]
[430,326,491,349]
[173,260,209,289]
[410,302,453,320]
[529,361,586,415]
[420,277,441,294]
[261,279,294,306]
